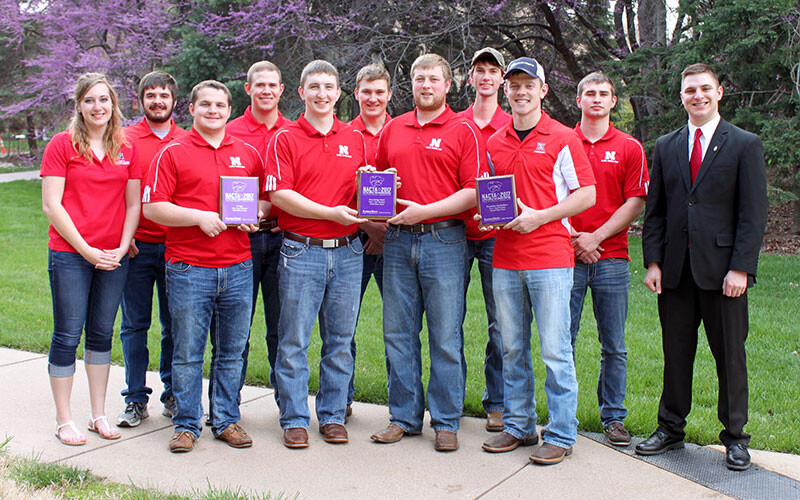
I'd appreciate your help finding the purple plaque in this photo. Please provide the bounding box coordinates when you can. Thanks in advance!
[476,175,517,227]
[219,176,259,226]
[358,171,396,220]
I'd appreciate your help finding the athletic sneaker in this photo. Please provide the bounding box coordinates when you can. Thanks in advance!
[117,402,149,427]
[162,396,177,418]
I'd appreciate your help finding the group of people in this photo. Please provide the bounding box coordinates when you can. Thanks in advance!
[41,47,766,472]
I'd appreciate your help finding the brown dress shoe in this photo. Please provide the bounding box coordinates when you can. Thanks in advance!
[283,427,309,449]
[370,424,406,444]
[319,423,348,444]
[169,430,196,453]
[215,423,253,448]
[486,411,504,432]
[482,432,538,453]
[530,443,572,465]
[434,430,459,452]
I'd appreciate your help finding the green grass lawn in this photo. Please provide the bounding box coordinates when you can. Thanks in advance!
[1,179,798,453]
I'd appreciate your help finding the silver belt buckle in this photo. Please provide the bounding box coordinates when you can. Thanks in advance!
[322,239,336,249]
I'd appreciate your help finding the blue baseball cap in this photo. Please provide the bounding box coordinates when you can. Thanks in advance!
[504,57,546,85]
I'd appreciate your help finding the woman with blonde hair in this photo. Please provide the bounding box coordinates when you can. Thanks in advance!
[41,72,141,445]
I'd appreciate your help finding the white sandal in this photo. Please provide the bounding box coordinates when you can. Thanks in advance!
[88,415,120,440]
[55,421,86,446]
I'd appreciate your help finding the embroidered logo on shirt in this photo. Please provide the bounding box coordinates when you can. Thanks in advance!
[229,157,245,168]
[337,145,352,158]
[142,185,151,203]
[426,138,443,151]
[601,151,619,163]
[535,142,547,154]
[117,152,131,166]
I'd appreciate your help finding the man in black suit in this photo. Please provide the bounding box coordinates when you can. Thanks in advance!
[637,63,767,471]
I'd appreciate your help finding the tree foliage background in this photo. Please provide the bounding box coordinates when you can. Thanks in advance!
[1,0,798,230]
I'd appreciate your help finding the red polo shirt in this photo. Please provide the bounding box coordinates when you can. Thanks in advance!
[571,123,649,261]
[40,130,141,253]
[375,105,487,224]
[227,106,292,220]
[488,112,595,270]
[144,128,265,267]
[459,104,512,241]
[125,118,188,243]
[265,114,366,239]
[348,113,391,165]
[227,106,292,159]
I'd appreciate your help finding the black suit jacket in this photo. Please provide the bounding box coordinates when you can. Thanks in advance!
[642,119,767,290]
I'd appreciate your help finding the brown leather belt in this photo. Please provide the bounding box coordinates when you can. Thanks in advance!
[283,231,359,249]
[392,219,463,234]
[257,218,279,232]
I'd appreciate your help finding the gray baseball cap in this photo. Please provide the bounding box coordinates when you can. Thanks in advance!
[471,47,505,71]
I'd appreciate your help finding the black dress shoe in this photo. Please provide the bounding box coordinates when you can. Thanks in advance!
[726,443,751,471]
[634,429,684,455]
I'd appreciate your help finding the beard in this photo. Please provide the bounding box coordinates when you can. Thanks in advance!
[414,92,446,112]
[144,106,172,124]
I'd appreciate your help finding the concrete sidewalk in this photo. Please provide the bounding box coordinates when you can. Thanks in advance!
[1,347,797,499]
[0,169,40,182]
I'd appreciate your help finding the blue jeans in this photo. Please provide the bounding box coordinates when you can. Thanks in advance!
[461,237,503,413]
[120,241,173,404]
[347,232,385,405]
[47,250,128,376]
[382,223,466,433]
[166,260,252,438]
[226,230,282,404]
[276,236,363,429]
[570,259,630,426]
[208,230,282,418]
[493,266,578,448]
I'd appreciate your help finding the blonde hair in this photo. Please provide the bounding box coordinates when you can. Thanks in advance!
[68,73,127,163]
[410,53,452,81]
[247,61,282,84]
[355,63,390,90]
[300,60,339,87]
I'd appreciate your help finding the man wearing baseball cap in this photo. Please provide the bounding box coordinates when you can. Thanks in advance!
[458,47,511,432]
[480,57,595,465]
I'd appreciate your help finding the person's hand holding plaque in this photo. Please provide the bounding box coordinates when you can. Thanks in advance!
[219,176,259,226]
[357,169,397,220]
[475,175,518,228]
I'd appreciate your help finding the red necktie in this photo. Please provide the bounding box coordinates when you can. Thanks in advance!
[690,128,702,184]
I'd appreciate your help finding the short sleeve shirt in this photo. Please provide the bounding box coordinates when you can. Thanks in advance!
[40,130,141,253]
[226,106,292,159]
[459,104,512,240]
[143,128,265,267]
[571,123,649,261]
[227,106,292,220]
[124,118,188,243]
[488,112,595,270]
[265,114,366,239]
[375,105,488,224]
[348,113,391,165]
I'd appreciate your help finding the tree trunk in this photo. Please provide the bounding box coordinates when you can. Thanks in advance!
[638,0,666,49]
[26,114,37,157]
[630,0,668,144]
[792,174,800,235]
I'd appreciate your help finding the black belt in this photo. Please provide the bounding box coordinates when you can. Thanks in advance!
[392,219,463,234]
[283,231,359,249]
[257,218,279,232]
